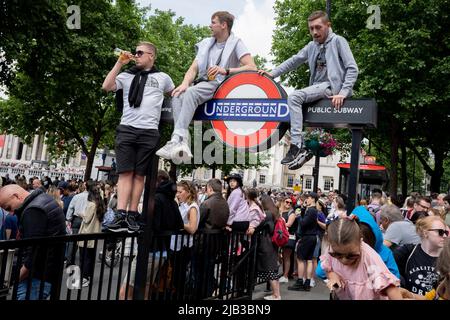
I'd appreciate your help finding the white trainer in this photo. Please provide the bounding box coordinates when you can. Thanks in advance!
[156,141,176,160]
[278,276,289,283]
[264,295,281,300]
[310,278,316,287]
[171,141,193,161]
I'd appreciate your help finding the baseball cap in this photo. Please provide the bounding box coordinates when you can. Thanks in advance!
[305,192,318,201]
[58,181,69,190]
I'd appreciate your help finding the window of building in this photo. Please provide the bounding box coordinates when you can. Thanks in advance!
[305,177,312,190]
[259,175,266,184]
[287,175,294,188]
[324,177,334,191]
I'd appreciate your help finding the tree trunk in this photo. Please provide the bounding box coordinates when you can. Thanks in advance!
[430,150,444,193]
[389,118,400,199]
[169,162,177,182]
[84,131,102,181]
[400,138,408,198]
[84,148,96,181]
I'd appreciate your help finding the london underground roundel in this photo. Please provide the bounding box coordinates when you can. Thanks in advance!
[196,71,289,152]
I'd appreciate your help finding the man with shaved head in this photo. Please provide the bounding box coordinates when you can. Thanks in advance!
[32,178,44,191]
[0,184,66,300]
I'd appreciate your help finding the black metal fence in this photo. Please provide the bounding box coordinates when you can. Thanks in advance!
[0,228,264,300]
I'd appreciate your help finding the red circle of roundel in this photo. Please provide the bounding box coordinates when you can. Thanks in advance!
[211,72,283,149]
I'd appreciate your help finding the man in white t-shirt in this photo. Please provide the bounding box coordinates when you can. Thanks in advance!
[102,42,174,232]
[155,11,257,162]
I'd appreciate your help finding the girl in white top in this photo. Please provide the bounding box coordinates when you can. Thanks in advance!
[327,196,347,221]
[171,180,200,251]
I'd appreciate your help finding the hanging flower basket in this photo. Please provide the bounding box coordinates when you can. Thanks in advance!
[304,129,338,157]
[305,138,320,152]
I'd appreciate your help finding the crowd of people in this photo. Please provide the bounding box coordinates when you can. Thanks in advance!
[1,170,450,301]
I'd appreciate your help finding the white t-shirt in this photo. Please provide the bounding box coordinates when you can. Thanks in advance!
[115,71,174,129]
[196,39,250,83]
[170,202,200,251]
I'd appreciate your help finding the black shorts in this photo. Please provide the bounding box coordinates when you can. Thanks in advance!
[114,124,160,176]
[296,235,317,261]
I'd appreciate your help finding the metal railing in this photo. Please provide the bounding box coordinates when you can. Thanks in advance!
[0,228,263,301]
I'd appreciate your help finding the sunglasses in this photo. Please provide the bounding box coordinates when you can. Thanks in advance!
[329,251,360,260]
[429,229,449,237]
[135,50,153,57]
[417,203,431,211]
[285,200,292,204]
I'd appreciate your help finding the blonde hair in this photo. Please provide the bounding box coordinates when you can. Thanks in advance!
[138,41,157,56]
[415,216,446,238]
[177,180,198,205]
[47,185,63,209]
[430,207,446,220]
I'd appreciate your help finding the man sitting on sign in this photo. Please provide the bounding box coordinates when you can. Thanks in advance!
[258,10,358,170]
[156,11,257,161]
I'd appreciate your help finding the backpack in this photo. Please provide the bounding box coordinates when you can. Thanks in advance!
[367,204,381,222]
[272,218,289,247]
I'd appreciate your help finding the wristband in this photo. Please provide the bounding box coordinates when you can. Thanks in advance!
[225,68,230,76]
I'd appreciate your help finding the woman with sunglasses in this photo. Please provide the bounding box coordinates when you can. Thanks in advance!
[321,216,403,299]
[393,216,448,296]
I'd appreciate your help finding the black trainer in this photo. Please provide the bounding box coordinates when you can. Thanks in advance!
[300,279,311,292]
[106,210,128,232]
[288,278,304,291]
[126,211,141,233]
[288,150,314,170]
[281,144,305,165]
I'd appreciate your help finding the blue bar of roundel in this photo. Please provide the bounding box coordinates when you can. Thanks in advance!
[193,98,290,122]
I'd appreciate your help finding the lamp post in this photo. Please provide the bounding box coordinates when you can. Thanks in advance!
[326,0,331,17]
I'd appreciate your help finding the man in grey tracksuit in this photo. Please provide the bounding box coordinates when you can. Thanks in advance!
[156,11,256,163]
[259,10,358,170]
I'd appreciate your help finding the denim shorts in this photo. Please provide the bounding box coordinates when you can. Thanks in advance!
[17,279,52,300]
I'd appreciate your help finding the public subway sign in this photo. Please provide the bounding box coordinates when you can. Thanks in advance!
[193,71,289,151]
[302,98,378,129]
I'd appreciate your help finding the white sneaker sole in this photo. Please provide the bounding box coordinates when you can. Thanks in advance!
[155,148,173,160]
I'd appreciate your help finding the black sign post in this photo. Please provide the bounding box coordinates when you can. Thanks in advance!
[313,154,320,193]
[346,128,363,214]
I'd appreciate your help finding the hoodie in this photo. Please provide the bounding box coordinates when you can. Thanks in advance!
[153,180,184,232]
[316,205,400,279]
[271,29,358,98]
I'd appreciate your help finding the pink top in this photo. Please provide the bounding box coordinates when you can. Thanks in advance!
[248,202,266,228]
[320,242,400,300]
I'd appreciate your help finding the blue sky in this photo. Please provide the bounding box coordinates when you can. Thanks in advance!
[137,0,277,63]
[137,0,245,26]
